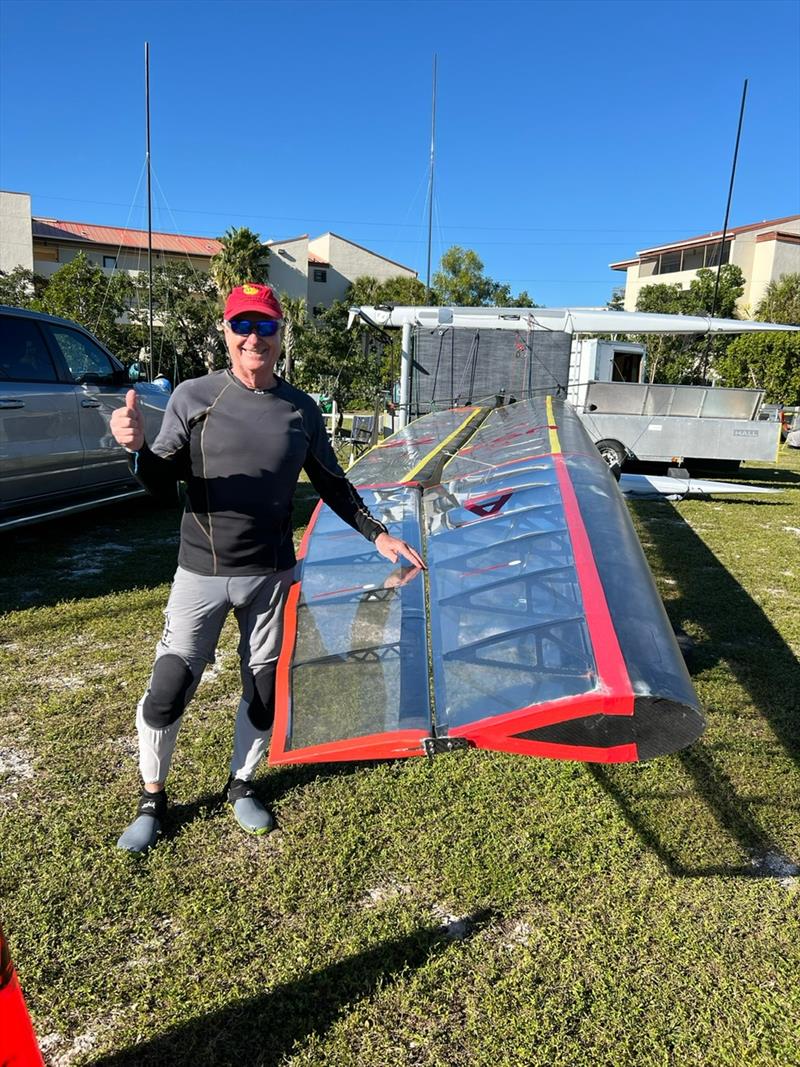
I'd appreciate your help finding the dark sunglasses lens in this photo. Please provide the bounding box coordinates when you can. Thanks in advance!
[231,320,279,336]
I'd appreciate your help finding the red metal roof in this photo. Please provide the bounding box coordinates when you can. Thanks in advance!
[32,218,222,257]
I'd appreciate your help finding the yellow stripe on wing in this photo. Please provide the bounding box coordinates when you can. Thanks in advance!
[403,407,485,481]
[546,396,561,455]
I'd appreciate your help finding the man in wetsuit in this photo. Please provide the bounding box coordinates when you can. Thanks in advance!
[110,283,423,853]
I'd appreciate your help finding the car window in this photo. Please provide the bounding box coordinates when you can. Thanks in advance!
[48,326,115,383]
[0,315,59,382]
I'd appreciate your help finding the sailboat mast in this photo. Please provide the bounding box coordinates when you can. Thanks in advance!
[701,77,748,380]
[710,78,748,320]
[425,54,437,301]
[145,41,154,381]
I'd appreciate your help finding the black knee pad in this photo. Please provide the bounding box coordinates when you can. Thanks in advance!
[247,667,276,731]
[142,654,195,728]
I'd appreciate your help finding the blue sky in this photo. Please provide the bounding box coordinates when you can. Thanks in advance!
[1,0,798,306]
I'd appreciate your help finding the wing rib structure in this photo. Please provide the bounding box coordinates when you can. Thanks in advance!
[271,398,704,766]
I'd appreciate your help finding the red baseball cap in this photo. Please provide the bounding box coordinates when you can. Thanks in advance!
[224,283,283,321]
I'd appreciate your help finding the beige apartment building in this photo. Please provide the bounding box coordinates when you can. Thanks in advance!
[265,232,417,316]
[0,190,417,313]
[610,213,800,315]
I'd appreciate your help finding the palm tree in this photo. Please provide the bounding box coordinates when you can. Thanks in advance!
[280,293,307,383]
[211,227,269,299]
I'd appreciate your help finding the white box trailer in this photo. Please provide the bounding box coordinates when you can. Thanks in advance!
[350,306,796,467]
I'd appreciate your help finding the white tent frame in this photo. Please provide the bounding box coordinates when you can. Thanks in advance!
[349,306,799,428]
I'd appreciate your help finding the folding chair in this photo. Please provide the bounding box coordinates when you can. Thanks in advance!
[348,415,379,466]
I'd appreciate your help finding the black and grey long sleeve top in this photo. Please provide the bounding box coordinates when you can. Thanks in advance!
[129,370,386,576]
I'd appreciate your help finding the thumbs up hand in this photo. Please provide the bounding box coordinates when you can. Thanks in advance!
[111,388,145,451]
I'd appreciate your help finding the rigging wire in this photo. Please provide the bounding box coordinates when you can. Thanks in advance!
[451,330,481,405]
[156,280,169,376]
[149,165,229,377]
[90,159,147,339]
[151,166,220,302]
[428,330,447,406]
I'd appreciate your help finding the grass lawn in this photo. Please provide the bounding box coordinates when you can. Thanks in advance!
[1,449,798,1067]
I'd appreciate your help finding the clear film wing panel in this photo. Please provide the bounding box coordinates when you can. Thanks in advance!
[347,407,483,487]
[283,487,430,754]
[424,446,598,732]
[442,397,553,481]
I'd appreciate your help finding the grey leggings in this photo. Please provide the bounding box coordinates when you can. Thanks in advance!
[136,566,294,785]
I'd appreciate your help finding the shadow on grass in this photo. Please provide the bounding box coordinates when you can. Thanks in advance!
[699,499,787,507]
[93,912,492,1067]
[727,462,800,489]
[0,490,320,617]
[590,496,800,879]
[0,498,180,615]
[160,762,378,840]
[625,459,800,490]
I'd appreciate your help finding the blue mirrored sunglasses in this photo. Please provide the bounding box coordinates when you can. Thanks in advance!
[227,318,281,337]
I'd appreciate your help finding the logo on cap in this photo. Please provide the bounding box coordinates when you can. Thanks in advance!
[242,284,259,295]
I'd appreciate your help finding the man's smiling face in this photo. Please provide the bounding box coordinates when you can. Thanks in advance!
[224,314,282,388]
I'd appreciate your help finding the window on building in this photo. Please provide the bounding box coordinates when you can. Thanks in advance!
[654,239,733,275]
[312,305,327,318]
[103,255,117,269]
[313,269,327,283]
[657,251,682,274]
[33,245,58,262]
[705,242,731,267]
[682,246,705,270]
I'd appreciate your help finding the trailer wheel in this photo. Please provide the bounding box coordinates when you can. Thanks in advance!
[595,438,627,473]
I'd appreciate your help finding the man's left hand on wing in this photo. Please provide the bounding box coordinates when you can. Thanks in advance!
[374,532,426,570]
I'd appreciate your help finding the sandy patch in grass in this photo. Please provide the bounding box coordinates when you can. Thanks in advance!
[749,849,800,890]
[48,675,87,691]
[38,1028,98,1067]
[38,1002,141,1067]
[359,885,480,940]
[59,542,136,580]
[430,905,475,940]
[0,746,35,805]
[0,745,33,777]
[500,919,532,948]
[198,649,232,686]
[361,880,413,907]
[51,526,176,584]
[125,917,179,971]
[108,735,139,761]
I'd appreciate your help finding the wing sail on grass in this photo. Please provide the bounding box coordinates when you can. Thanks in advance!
[271,398,704,765]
